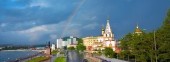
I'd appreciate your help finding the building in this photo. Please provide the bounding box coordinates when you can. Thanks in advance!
[45,42,51,56]
[56,38,62,48]
[102,19,116,50]
[93,36,105,51]
[51,44,56,51]
[56,36,78,49]
[134,24,142,35]
[83,18,117,53]
[83,36,98,51]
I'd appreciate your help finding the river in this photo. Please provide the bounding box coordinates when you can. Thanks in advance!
[67,50,84,62]
[0,50,39,62]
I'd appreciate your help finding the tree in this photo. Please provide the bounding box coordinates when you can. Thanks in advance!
[120,31,155,62]
[119,9,170,62]
[76,44,86,51]
[67,47,75,50]
[77,38,83,44]
[119,33,133,60]
[156,9,170,62]
[76,38,86,51]
[104,47,116,58]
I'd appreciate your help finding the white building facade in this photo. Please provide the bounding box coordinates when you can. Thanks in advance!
[83,18,117,52]
[56,36,78,49]
[102,19,116,51]
[51,44,56,51]
[56,38,62,48]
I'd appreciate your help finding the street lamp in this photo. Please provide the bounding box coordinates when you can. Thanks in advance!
[154,31,157,62]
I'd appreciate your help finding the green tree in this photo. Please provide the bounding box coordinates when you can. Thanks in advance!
[156,9,170,62]
[120,31,155,62]
[76,44,86,51]
[104,47,116,58]
[67,47,75,50]
[119,9,170,62]
[76,38,86,51]
[77,38,83,44]
[119,33,132,60]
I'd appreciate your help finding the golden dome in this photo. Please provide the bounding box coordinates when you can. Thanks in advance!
[134,24,142,33]
[135,28,142,32]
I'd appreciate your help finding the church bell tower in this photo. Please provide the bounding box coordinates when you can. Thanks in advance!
[103,18,114,40]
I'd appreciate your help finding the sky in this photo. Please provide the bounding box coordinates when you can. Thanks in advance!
[0,0,170,45]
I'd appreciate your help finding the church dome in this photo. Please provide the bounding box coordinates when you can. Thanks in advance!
[135,28,142,32]
[134,24,142,34]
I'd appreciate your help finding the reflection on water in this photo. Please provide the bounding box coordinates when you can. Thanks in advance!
[0,50,38,62]
[67,50,84,62]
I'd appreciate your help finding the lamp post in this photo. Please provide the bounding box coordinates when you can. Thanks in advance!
[154,31,157,62]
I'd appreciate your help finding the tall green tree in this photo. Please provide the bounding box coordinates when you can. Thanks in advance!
[119,33,133,60]
[77,38,83,44]
[76,38,86,51]
[120,9,170,62]
[120,32,155,62]
[156,9,170,62]
[76,43,86,51]
[104,47,116,58]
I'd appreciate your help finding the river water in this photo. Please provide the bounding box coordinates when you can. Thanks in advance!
[67,50,84,62]
[0,50,39,62]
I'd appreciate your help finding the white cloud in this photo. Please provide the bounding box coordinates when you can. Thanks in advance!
[18,25,48,41]
[32,22,36,25]
[10,0,19,2]
[19,25,48,33]
[29,0,50,8]
[90,16,97,20]
[17,21,83,41]
[83,22,98,30]
[0,23,7,27]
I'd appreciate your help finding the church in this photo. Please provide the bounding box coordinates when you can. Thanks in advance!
[83,18,118,53]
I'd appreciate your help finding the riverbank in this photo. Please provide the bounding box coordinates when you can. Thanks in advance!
[26,56,50,62]
[1,49,44,52]
[54,57,66,62]
[0,50,43,62]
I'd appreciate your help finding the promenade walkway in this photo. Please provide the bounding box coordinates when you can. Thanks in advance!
[84,53,101,62]
[85,55,101,62]
[85,53,128,62]
[97,55,128,62]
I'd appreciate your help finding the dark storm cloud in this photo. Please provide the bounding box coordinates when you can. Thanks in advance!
[0,0,80,31]
[0,0,170,45]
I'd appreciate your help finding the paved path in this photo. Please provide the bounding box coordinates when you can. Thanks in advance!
[98,55,128,62]
[84,53,128,62]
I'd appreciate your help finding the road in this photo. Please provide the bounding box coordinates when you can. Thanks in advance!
[67,50,84,62]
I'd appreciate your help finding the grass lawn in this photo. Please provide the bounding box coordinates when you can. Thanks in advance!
[54,57,66,62]
[51,50,58,55]
[26,56,50,62]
